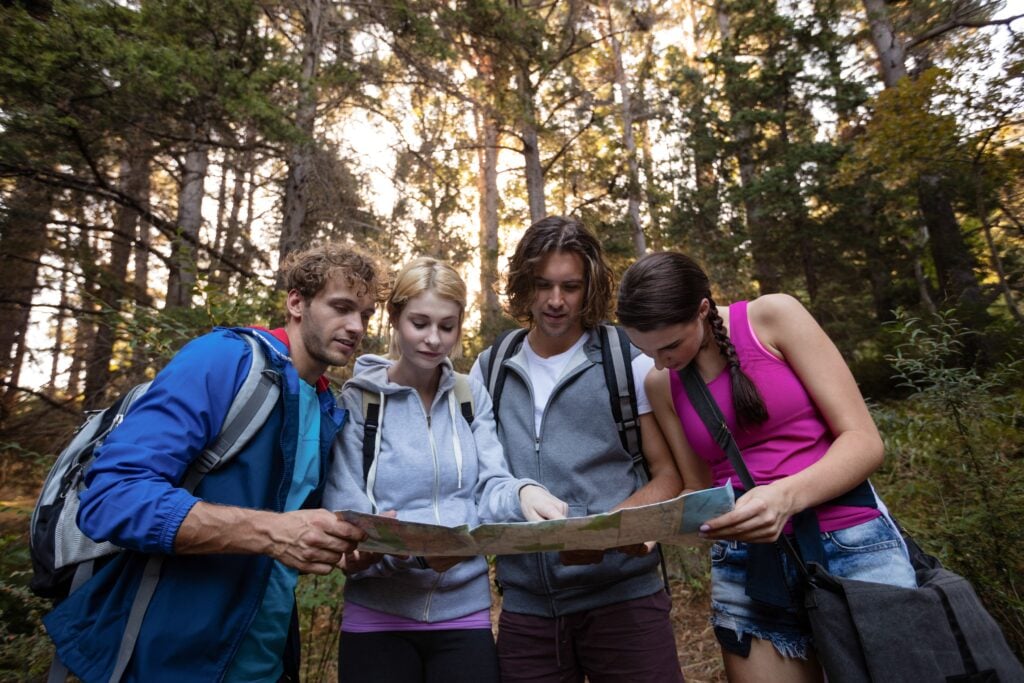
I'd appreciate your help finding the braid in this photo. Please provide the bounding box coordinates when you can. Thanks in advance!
[707,301,769,427]
[707,302,739,370]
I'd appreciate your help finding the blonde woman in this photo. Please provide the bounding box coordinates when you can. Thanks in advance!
[323,257,566,683]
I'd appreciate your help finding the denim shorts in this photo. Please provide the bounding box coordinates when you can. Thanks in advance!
[709,514,917,660]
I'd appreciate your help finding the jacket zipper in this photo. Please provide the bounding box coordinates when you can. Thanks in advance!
[419,396,445,620]
[504,352,593,602]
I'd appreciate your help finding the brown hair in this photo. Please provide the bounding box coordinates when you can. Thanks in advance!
[280,242,387,303]
[617,251,768,427]
[505,216,613,330]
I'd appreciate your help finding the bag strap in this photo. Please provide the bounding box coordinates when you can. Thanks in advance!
[361,389,381,485]
[361,372,476,484]
[677,365,809,576]
[677,364,759,491]
[183,334,281,487]
[108,332,280,682]
[452,372,475,425]
[598,324,645,477]
[485,328,528,418]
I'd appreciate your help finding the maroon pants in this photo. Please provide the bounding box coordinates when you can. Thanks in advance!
[496,591,684,683]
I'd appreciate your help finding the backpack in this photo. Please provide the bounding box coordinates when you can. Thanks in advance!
[359,373,475,509]
[483,324,646,478]
[29,333,282,601]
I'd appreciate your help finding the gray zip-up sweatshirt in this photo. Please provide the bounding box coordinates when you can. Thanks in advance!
[323,354,537,623]
[474,329,663,617]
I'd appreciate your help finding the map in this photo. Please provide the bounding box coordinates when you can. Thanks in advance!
[334,482,734,556]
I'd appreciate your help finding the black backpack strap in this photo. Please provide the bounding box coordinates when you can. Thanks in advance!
[361,390,381,483]
[598,324,645,477]
[678,363,811,607]
[485,328,528,417]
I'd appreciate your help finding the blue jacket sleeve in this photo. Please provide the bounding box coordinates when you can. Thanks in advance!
[77,330,252,554]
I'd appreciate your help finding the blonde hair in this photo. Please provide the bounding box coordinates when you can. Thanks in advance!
[386,257,467,359]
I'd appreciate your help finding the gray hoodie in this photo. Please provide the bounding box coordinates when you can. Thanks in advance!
[323,354,537,623]
[473,328,663,617]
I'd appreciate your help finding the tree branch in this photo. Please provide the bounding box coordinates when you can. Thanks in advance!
[906,14,1023,49]
[0,381,82,416]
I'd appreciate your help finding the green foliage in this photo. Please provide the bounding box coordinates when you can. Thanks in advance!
[295,571,346,683]
[110,278,280,369]
[872,310,1024,653]
[844,69,962,189]
[0,530,51,681]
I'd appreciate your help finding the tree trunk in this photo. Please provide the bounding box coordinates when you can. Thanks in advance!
[860,0,987,326]
[0,180,51,420]
[861,207,897,323]
[687,0,721,249]
[84,149,148,408]
[476,96,502,336]
[165,142,209,309]
[603,0,645,256]
[516,64,546,224]
[861,0,908,87]
[916,175,986,320]
[50,267,70,387]
[213,143,253,287]
[978,196,1023,325]
[913,225,939,315]
[279,0,324,275]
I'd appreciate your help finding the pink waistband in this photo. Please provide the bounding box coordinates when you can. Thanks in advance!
[341,601,492,633]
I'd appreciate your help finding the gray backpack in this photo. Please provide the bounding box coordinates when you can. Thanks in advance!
[31,332,282,682]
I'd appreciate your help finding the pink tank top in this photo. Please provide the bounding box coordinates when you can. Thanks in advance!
[668,301,878,533]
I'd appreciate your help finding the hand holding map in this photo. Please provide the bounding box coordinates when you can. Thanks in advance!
[335,482,734,557]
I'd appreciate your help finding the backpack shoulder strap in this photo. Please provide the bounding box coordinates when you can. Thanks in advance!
[452,372,475,424]
[485,328,528,416]
[111,332,281,683]
[360,388,381,484]
[598,324,645,477]
[182,333,281,490]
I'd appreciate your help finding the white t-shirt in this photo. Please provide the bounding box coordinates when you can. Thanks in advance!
[470,332,654,438]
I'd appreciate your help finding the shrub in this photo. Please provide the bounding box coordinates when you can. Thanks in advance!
[871,310,1024,655]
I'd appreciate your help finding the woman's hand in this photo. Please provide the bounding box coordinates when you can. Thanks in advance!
[700,482,796,543]
[519,485,569,522]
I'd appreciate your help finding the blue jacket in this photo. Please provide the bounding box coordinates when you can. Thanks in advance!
[43,327,346,682]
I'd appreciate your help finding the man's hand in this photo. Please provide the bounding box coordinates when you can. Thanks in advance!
[519,485,569,521]
[174,503,366,575]
[262,509,366,574]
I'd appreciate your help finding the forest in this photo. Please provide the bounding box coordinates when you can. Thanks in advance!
[1,0,1022,680]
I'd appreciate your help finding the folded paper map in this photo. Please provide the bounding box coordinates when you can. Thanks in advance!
[335,482,734,556]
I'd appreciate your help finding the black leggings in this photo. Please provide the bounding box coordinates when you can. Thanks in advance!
[337,628,500,683]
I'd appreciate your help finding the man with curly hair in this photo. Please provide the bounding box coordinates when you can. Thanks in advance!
[45,243,387,682]
[471,216,685,682]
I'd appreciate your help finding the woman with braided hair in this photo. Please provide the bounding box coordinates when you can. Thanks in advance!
[616,251,915,683]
